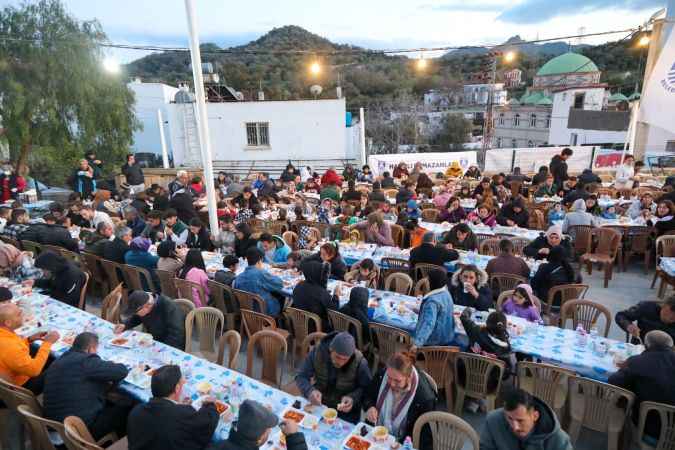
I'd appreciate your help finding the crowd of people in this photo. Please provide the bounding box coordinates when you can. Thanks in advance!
[0,150,674,450]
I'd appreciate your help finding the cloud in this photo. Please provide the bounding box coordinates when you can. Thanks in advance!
[419,1,503,12]
[497,0,664,24]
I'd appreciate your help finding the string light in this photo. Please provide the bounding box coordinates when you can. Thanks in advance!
[309,61,321,75]
[638,35,650,47]
[504,51,516,63]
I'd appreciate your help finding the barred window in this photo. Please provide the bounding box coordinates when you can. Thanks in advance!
[245,122,270,147]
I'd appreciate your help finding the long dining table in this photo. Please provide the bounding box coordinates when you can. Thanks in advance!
[8,280,402,449]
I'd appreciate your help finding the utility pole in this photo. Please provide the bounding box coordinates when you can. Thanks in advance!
[479,52,498,170]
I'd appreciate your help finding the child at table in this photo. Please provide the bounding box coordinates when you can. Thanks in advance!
[379,202,397,222]
[344,258,378,288]
[405,199,421,221]
[500,284,542,323]
[547,202,565,225]
[214,254,239,286]
[285,251,303,271]
[317,198,333,224]
[602,205,618,220]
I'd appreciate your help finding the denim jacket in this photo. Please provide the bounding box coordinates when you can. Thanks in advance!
[233,265,284,315]
[414,287,455,346]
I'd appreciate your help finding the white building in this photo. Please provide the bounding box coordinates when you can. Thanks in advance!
[463,83,507,106]
[128,81,359,169]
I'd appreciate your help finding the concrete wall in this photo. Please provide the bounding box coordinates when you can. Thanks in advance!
[549,87,608,145]
[165,98,347,166]
[128,81,179,157]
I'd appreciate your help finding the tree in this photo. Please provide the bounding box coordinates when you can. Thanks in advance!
[0,0,139,185]
[431,114,473,150]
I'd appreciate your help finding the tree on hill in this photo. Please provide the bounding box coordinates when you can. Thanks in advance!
[0,0,139,185]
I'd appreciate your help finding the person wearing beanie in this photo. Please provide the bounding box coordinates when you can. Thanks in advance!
[218,399,308,450]
[0,286,12,302]
[523,225,572,260]
[113,291,185,349]
[294,331,372,423]
[414,269,456,347]
[608,330,675,439]
[128,365,219,450]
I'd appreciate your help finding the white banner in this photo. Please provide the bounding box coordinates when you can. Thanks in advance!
[368,151,477,177]
[640,25,675,133]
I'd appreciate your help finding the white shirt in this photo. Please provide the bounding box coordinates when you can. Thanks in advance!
[614,164,634,188]
[92,211,114,229]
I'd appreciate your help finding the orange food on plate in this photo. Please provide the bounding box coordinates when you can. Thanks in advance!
[111,338,128,346]
[214,401,228,414]
[345,436,371,450]
[282,410,305,423]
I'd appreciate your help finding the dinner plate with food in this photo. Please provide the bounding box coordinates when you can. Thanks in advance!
[108,336,132,349]
[280,407,319,430]
[341,423,398,450]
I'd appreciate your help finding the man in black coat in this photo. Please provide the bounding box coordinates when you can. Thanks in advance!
[34,251,87,307]
[291,260,339,331]
[409,232,458,268]
[128,365,219,450]
[121,154,145,193]
[169,188,197,224]
[615,297,675,344]
[20,215,77,252]
[608,330,675,438]
[43,332,129,439]
[496,197,529,228]
[103,226,132,264]
[549,148,573,190]
[217,400,308,450]
[362,353,437,449]
[114,292,185,350]
[523,226,572,260]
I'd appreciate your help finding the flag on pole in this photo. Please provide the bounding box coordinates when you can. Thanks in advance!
[640,26,675,132]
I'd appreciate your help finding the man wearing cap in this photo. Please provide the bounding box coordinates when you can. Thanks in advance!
[523,225,572,261]
[409,232,458,269]
[295,331,372,423]
[114,291,185,350]
[128,365,219,450]
[217,399,308,450]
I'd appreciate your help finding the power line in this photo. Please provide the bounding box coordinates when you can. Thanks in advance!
[0,27,640,56]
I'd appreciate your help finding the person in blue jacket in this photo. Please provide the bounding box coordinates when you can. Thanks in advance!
[412,269,455,347]
[257,232,291,265]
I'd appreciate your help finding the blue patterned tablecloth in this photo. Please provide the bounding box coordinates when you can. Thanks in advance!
[10,287,363,448]
[418,222,541,241]
[660,257,675,277]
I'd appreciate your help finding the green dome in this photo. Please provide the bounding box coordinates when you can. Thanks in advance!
[609,92,629,102]
[628,92,641,100]
[521,91,544,105]
[536,52,599,76]
[536,96,553,106]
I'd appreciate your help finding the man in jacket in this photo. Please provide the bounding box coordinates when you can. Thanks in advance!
[233,248,285,316]
[627,192,657,220]
[0,303,59,393]
[413,269,455,347]
[104,226,132,264]
[128,365,219,450]
[114,291,185,350]
[480,388,572,450]
[141,211,165,243]
[295,332,372,423]
[121,154,145,195]
[497,197,529,228]
[577,168,602,189]
[34,251,87,308]
[257,233,291,265]
[549,148,573,191]
[218,400,308,450]
[615,297,675,344]
[124,206,146,238]
[486,239,530,279]
[43,332,129,439]
[85,221,114,257]
[28,214,79,252]
[362,353,437,449]
[608,330,675,438]
[169,188,197,224]
[523,226,572,260]
[163,209,189,246]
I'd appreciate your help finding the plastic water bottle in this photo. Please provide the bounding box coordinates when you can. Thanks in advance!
[403,437,413,450]
[575,324,587,347]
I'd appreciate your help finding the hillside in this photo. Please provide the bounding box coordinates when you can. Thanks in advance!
[125,26,644,108]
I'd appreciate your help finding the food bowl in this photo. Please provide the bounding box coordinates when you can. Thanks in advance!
[322,408,338,424]
[196,381,212,395]
[372,426,388,442]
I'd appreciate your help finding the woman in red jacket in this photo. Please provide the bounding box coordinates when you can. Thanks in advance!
[320,168,343,186]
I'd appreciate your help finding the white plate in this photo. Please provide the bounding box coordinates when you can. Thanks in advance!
[125,370,151,390]
[280,407,318,429]
[107,337,133,349]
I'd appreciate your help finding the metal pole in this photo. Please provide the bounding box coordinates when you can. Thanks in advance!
[183,0,219,237]
[359,107,367,166]
[157,109,170,169]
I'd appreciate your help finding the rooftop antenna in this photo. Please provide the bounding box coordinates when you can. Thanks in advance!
[577,26,586,47]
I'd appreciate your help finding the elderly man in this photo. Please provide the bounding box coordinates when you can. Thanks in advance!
[43,332,129,440]
[124,206,146,238]
[168,170,190,197]
[128,365,219,450]
[104,226,132,264]
[409,232,458,269]
[480,389,572,450]
[523,225,572,260]
[114,291,185,349]
[295,331,372,423]
[616,297,675,343]
[218,399,308,450]
[608,330,675,438]
[85,221,114,257]
[0,302,59,393]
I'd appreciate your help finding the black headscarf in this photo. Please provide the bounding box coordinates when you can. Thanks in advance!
[35,251,70,274]
[339,286,370,343]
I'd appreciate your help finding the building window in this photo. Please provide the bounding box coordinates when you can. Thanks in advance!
[530,114,537,127]
[545,114,551,128]
[514,114,520,127]
[570,133,578,146]
[666,140,675,152]
[245,122,270,147]
[498,113,505,126]
[574,93,585,109]
[511,138,518,148]
[528,140,535,147]
[497,137,502,148]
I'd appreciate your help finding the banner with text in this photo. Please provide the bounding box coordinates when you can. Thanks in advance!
[368,151,477,177]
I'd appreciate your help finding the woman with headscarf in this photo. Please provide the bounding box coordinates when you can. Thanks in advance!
[124,237,159,291]
[339,286,371,344]
[156,240,184,275]
[34,251,86,307]
[178,249,209,307]
[393,162,409,179]
[531,245,578,303]
[292,260,339,331]
[234,223,258,258]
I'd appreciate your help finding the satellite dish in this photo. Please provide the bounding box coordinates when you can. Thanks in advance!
[310,85,323,98]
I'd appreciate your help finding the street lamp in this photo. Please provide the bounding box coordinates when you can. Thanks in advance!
[638,35,650,47]
[416,57,428,71]
[504,51,516,63]
[102,57,120,74]
[309,61,321,76]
